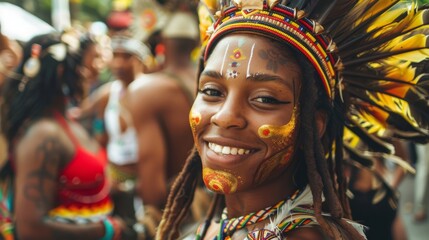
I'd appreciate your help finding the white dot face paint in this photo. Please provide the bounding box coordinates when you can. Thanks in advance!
[220,39,257,81]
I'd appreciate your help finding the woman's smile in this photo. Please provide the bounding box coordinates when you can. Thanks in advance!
[204,138,259,167]
[208,142,251,155]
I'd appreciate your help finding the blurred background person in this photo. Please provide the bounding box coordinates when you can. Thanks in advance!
[68,29,111,135]
[410,142,429,222]
[345,139,413,240]
[128,9,209,238]
[0,23,22,206]
[1,32,129,239]
[0,24,22,92]
[77,33,104,99]
[69,33,153,237]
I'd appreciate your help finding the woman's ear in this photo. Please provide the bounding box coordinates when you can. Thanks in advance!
[315,110,328,138]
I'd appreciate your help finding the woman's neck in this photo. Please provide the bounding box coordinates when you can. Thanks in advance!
[223,168,298,218]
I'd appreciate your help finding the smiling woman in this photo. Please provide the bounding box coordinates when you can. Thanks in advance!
[157,0,429,239]
[194,35,301,196]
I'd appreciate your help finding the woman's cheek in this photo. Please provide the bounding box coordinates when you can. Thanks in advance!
[254,109,298,184]
[257,108,298,152]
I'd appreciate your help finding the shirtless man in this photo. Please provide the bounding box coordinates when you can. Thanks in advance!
[128,11,199,212]
[70,35,152,227]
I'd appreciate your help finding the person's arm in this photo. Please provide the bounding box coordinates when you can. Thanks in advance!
[67,82,111,120]
[69,83,110,147]
[13,120,111,239]
[129,84,168,209]
[135,116,168,208]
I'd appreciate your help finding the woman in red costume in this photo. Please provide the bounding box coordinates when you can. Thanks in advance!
[1,32,125,239]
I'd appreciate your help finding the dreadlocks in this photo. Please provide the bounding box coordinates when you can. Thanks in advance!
[157,148,201,240]
[299,67,362,239]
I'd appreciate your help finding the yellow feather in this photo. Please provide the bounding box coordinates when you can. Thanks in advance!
[358,0,398,28]
[201,0,218,10]
[352,109,387,135]
[368,5,408,33]
[391,34,429,52]
[367,92,420,129]
[364,152,416,174]
[369,60,416,83]
[404,9,429,32]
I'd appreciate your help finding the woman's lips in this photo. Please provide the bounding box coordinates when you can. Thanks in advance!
[204,141,256,166]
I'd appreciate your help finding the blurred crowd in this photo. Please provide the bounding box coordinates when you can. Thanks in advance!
[0,0,427,240]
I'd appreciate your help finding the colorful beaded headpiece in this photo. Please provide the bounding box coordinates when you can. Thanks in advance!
[199,0,429,156]
[203,1,337,99]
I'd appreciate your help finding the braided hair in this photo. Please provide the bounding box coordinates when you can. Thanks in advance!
[157,39,363,240]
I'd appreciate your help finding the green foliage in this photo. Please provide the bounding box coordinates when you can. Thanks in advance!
[78,0,112,23]
[1,0,112,25]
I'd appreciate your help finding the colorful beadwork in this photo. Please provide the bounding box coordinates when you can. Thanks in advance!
[219,189,301,237]
[204,5,336,100]
[246,229,280,240]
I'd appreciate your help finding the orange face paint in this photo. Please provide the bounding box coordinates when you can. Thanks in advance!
[254,108,299,184]
[254,148,293,184]
[257,107,298,152]
[189,108,201,142]
[203,167,238,194]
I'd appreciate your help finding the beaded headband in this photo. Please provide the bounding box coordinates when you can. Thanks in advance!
[198,0,429,180]
[204,2,337,99]
[111,35,152,62]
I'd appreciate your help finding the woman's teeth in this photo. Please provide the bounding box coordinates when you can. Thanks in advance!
[208,142,250,155]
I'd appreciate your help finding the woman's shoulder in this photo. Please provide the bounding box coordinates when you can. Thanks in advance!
[15,118,73,153]
[20,118,63,140]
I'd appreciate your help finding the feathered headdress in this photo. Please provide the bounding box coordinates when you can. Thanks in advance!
[198,0,429,204]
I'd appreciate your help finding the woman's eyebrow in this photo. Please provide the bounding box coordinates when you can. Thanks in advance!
[246,73,293,89]
[201,70,223,79]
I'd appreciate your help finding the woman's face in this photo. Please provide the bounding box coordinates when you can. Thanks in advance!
[191,34,303,194]
[80,44,102,83]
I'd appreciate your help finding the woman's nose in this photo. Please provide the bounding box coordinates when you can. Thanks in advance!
[210,94,247,129]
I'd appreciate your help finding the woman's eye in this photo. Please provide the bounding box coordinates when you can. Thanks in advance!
[200,88,222,97]
[254,96,288,104]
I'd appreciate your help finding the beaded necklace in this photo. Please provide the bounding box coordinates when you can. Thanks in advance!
[217,189,301,239]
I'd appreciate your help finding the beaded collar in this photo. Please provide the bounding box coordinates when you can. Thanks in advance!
[218,188,301,239]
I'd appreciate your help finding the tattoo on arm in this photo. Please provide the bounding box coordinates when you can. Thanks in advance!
[23,137,69,208]
[259,48,288,73]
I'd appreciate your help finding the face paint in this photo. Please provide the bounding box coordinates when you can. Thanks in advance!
[229,61,240,67]
[258,107,298,152]
[225,42,251,79]
[254,147,294,184]
[189,108,202,143]
[226,69,239,79]
[203,167,238,194]
[230,48,246,61]
[238,37,246,47]
[254,108,299,184]
[246,43,256,77]
[220,43,230,77]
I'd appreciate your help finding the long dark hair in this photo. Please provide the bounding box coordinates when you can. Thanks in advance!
[2,33,84,143]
